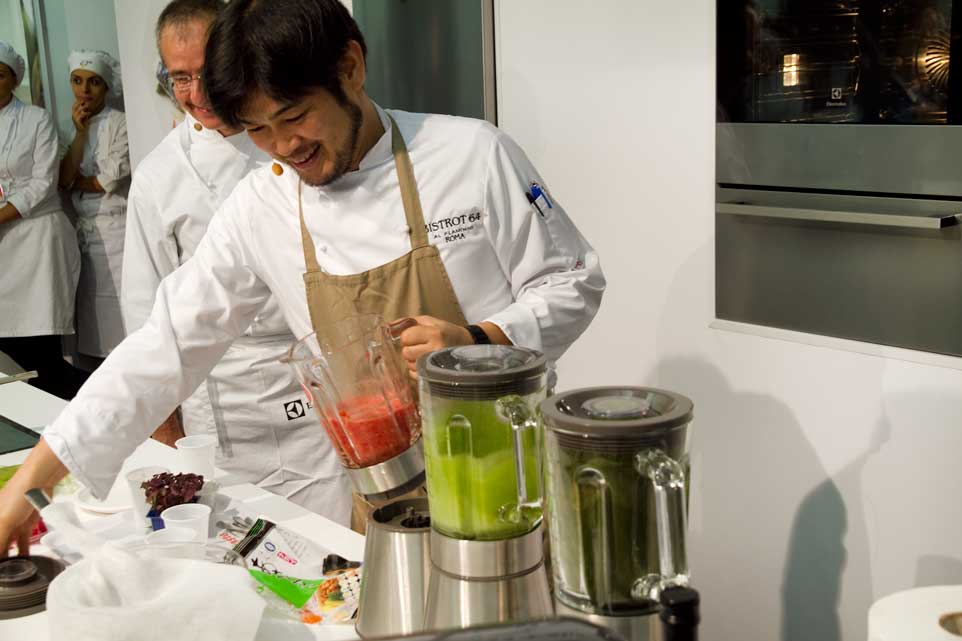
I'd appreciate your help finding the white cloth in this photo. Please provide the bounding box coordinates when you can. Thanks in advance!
[73,106,130,356]
[122,114,351,523]
[68,49,122,98]
[0,97,80,336]
[47,546,265,641]
[44,106,606,501]
[0,41,25,87]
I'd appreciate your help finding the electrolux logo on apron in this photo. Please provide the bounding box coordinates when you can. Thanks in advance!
[424,210,483,245]
[283,399,311,420]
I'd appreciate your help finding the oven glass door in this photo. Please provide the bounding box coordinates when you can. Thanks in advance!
[718,0,960,124]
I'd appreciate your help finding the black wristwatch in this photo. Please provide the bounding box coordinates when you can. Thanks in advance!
[465,324,491,345]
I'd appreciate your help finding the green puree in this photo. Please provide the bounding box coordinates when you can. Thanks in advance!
[423,397,541,541]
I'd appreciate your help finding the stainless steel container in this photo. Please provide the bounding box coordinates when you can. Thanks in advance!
[355,498,431,638]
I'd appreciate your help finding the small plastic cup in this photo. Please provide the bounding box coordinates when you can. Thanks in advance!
[161,503,212,543]
[145,526,204,559]
[125,466,170,528]
[174,434,216,480]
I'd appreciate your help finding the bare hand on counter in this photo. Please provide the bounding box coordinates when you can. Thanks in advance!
[150,410,185,447]
[0,438,68,558]
[397,316,510,379]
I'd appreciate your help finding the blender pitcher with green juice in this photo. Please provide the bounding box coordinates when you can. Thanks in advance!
[418,345,547,540]
[418,345,554,631]
[541,387,694,641]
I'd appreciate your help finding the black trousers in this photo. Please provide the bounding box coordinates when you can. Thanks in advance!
[0,335,89,400]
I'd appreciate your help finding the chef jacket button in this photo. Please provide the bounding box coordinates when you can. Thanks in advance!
[272,163,284,176]
[193,123,202,131]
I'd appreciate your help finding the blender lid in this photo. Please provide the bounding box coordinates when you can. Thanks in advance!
[541,387,694,438]
[417,345,546,397]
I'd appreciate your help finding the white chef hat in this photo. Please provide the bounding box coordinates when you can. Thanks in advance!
[68,49,123,98]
[0,41,25,87]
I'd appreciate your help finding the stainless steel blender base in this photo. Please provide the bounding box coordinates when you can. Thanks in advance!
[554,599,660,641]
[423,525,554,630]
[424,559,554,630]
[347,439,425,499]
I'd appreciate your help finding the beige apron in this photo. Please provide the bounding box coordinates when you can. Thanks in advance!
[298,114,467,532]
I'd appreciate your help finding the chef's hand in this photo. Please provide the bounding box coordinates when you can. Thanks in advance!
[0,438,68,558]
[396,316,472,379]
[0,486,39,559]
[396,317,511,379]
[71,100,91,132]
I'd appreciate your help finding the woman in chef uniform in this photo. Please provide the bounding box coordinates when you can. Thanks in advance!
[60,50,130,365]
[0,42,85,399]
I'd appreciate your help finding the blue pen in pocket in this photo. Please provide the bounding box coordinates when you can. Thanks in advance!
[530,182,552,210]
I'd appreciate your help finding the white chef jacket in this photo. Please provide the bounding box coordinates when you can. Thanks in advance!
[72,106,130,357]
[0,97,80,336]
[44,106,606,499]
[121,114,350,520]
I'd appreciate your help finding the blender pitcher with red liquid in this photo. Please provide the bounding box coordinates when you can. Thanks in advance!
[283,314,424,500]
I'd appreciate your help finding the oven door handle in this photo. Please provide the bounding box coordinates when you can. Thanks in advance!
[717,203,962,230]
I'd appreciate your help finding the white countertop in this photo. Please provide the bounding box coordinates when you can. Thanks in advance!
[0,377,364,640]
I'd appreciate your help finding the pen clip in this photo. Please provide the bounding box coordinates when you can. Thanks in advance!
[525,191,545,218]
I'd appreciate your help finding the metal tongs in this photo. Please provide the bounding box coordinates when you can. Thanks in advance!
[0,371,38,386]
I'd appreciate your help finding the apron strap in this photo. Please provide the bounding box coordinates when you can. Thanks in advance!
[388,114,430,249]
[297,179,322,273]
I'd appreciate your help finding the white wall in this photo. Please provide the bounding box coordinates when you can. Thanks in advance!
[113,0,181,170]
[497,2,962,641]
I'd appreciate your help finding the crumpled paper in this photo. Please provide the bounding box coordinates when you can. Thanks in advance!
[46,545,265,641]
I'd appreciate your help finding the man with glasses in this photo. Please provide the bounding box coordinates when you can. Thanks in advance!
[121,0,350,521]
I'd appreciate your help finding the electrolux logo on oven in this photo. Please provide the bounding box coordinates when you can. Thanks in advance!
[827,87,845,107]
[284,399,311,420]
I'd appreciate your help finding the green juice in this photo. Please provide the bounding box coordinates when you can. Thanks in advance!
[422,396,542,541]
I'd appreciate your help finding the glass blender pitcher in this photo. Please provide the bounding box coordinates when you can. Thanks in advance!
[283,314,424,499]
[418,345,553,630]
[541,387,694,641]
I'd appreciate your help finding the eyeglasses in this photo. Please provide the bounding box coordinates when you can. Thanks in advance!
[170,72,202,92]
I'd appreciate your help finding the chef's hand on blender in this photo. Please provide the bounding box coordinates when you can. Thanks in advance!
[0,438,68,557]
[397,316,511,379]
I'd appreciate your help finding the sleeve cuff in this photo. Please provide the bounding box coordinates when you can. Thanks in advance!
[43,408,112,500]
[483,302,543,354]
[6,195,29,218]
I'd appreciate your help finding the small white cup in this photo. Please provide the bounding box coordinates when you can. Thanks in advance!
[161,503,212,543]
[145,526,204,559]
[125,465,170,527]
[174,434,216,480]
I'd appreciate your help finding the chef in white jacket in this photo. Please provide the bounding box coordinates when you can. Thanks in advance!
[0,42,86,400]
[122,0,350,518]
[60,50,130,363]
[0,0,605,554]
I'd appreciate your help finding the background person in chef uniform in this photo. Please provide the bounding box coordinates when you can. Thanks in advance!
[122,0,350,519]
[59,50,130,369]
[0,42,87,400]
[0,0,606,553]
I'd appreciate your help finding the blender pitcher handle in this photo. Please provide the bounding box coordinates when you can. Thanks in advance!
[633,449,689,602]
[575,467,615,610]
[495,395,542,523]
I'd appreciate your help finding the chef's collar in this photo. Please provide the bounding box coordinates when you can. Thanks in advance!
[186,112,223,141]
[356,103,393,171]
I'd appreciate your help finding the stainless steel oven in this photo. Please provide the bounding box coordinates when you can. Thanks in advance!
[716,0,962,356]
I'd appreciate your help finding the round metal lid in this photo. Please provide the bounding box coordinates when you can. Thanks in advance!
[540,387,694,439]
[417,345,546,399]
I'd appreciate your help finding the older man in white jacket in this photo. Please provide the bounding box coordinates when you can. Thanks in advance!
[120,0,350,520]
[0,0,605,555]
